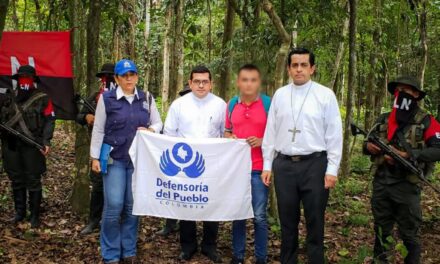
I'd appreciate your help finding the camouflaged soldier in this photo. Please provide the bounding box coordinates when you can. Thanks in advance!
[1,65,55,228]
[364,76,440,264]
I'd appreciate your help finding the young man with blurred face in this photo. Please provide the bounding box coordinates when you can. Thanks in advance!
[163,65,226,263]
[225,64,270,264]
[261,48,343,264]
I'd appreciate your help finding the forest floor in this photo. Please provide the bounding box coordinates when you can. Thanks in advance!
[0,128,439,264]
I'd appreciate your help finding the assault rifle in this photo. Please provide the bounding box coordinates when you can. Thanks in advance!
[0,123,45,151]
[75,94,96,113]
[351,123,440,194]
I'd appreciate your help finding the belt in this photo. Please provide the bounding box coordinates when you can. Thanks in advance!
[278,151,326,162]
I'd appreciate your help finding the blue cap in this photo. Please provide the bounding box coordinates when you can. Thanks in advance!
[114,59,138,76]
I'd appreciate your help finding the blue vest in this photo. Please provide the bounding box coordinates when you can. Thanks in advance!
[103,88,151,161]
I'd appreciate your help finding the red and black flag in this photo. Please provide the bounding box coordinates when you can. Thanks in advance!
[0,31,77,120]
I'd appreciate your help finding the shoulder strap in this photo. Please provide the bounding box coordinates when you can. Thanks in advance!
[228,96,239,121]
[5,92,47,128]
[260,93,271,115]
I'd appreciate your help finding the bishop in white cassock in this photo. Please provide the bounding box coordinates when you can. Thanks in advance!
[261,48,343,264]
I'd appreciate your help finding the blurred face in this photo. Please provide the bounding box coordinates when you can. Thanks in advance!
[115,71,138,92]
[396,84,420,99]
[189,73,211,98]
[287,54,315,85]
[237,69,261,96]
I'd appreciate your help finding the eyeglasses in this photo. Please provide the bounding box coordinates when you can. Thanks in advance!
[192,80,210,86]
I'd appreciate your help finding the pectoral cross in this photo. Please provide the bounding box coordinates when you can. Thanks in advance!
[288,128,301,142]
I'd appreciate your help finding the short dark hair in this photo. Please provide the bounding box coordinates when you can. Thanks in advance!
[287,47,315,67]
[190,65,212,80]
[238,64,261,76]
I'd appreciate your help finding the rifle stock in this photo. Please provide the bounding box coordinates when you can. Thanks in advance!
[351,123,440,194]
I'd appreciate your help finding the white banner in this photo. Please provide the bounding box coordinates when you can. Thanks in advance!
[129,131,253,221]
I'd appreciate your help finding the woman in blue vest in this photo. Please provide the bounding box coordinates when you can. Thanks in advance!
[90,59,163,264]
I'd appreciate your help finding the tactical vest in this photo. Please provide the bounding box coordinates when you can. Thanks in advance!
[373,109,434,183]
[102,88,151,161]
[0,91,49,144]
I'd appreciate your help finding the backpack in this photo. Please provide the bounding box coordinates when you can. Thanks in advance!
[227,93,271,127]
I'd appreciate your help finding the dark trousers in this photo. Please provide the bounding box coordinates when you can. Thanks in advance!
[180,220,219,253]
[371,180,422,264]
[88,170,104,222]
[273,154,329,264]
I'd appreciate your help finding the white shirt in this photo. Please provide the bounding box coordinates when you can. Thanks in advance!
[262,80,343,176]
[90,86,163,159]
[164,92,226,138]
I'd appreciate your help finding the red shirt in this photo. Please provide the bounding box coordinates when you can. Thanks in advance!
[225,98,268,171]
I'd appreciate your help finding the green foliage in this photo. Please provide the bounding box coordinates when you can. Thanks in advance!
[347,214,371,227]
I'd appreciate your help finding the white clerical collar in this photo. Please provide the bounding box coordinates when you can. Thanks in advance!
[191,92,211,102]
[116,86,139,100]
[291,80,313,89]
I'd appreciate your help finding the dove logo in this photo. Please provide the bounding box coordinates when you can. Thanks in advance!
[160,143,206,178]
[124,61,131,68]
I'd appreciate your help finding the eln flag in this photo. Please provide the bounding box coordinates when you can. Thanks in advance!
[0,31,77,120]
[129,131,254,221]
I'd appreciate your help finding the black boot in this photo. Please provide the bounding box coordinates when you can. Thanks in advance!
[156,219,179,236]
[28,190,42,228]
[80,191,103,235]
[10,188,27,223]
[403,241,421,264]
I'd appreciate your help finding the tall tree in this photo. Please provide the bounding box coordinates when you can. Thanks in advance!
[340,0,357,179]
[86,0,102,92]
[69,0,89,216]
[123,0,137,59]
[161,3,173,114]
[262,0,291,94]
[0,0,9,42]
[143,0,151,92]
[261,0,291,220]
[218,0,235,99]
[169,0,185,101]
[329,4,349,92]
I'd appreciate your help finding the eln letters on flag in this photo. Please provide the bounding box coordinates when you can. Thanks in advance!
[0,31,76,120]
[129,131,254,221]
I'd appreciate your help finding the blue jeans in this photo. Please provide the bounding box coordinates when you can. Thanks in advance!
[232,171,269,261]
[101,159,138,263]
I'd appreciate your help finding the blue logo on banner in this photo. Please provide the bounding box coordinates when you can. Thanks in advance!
[160,143,205,178]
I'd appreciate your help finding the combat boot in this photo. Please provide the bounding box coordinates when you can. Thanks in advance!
[10,188,27,223]
[156,218,179,236]
[80,191,103,235]
[28,190,42,228]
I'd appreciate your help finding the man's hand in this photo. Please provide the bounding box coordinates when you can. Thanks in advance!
[384,146,409,165]
[85,114,95,126]
[324,174,337,189]
[261,170,272,186]
[137,127,155,132]
[366,142,381,155]
[40,146,50,156]
[91,159,101,173]
[224,132,237,139]
[247,136,262,148]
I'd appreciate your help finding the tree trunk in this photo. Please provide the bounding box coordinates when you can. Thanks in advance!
[262,0,291,220]
[417,0,427,89]
[161,3,172,114]
[32,0,44,30]
[0,0,9,42]
[86,0,101,92]
[329,10,349,92]
[22,0,27,30]
[340,0,357,179]
[143,0,151,92]
[207,0,212,63]
[365,0,381,129]
[169,0,184,102]
[68,0,89,217]
[10,0,19,30]
[218,0,235,99]
[124,0,137,60]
